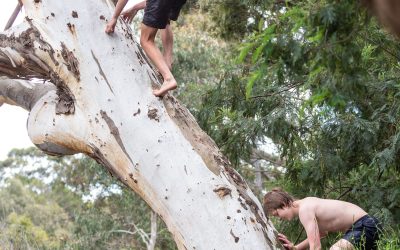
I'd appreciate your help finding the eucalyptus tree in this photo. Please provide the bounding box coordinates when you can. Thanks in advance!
[0,0,281,249]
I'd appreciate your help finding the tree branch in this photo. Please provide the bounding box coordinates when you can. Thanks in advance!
[0,76,55,111]
[0,22,53,80]
[4,2,23,31]
[0,21,75,114]
[250,148,285,168]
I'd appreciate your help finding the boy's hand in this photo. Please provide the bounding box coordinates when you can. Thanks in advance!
[105,17,118,34]
[278,233,296,250]
[121,8,138,24]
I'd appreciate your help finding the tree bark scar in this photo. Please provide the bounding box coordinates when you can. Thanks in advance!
[25,18,59,66]
[230,229,239,243]
[71,11,78,18]
[91,50,114,94]
[0,26,57,78]
[236,186,274,247]
[133,108,141,116]
[223,166,246,188]
[100,110,134,165]
[50,72,75,115]
[135,51,145,66]
[213,186,232,198]
[89,144,116,178]
[147,107,160,122]
[220,164,275,246]
[137,46,153,69]
[0,21,75,115]
[66,22,76,35]
[147,72,160,89]
[61,42,80,81]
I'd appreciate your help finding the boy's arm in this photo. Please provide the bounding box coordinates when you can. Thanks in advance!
[105,0,129,33]
[278,233,308,250]
[293,231,327,249]
[121,0,146,23]
[131,0,146,11]
[113,0,129,19]
[294,239,309,250]
[299,207,322,250]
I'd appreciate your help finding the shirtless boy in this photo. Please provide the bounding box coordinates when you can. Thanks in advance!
[105,0,186,97]
[263,189,382,250]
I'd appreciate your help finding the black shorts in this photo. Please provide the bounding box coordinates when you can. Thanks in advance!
[342,215,382,250]
[143,0,187,29]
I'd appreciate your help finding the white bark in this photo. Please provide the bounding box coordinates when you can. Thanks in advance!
[0,1,281,249]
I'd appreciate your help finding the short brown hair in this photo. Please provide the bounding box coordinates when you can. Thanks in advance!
[263,188,295,216]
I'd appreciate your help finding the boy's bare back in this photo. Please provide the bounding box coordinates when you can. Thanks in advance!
[298,197,368,233]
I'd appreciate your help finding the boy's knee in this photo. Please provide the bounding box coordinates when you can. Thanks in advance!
[140,37,151,49]
[140,33,155,48]
[330,239,354,250]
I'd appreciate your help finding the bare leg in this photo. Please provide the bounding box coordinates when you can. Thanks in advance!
[140,23,177,97]
[161,24,173,70]
[330,239,354,250]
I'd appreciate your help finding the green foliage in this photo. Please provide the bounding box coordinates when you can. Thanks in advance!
[195,0,400,246]
[0,177,73,249]
[172,10,231,113]
[376,226,400,250]
[0,148,177,249]
[198,0,268,41]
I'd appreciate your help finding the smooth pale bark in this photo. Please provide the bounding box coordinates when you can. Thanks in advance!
[0,1,281,249]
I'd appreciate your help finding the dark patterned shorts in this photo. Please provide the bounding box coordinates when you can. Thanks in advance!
[342,215,382,250]
[143,0,187,29]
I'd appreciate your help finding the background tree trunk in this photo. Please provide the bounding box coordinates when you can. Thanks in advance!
[0,0,281,249]
[148,211,157,250]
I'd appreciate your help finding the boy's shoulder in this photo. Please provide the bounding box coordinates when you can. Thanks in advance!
[298,197,319,212]
[301,196,321,205]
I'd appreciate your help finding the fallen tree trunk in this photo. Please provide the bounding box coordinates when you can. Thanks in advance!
[0,1,280,249]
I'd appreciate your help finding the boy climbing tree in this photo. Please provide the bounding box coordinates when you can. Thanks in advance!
[118,1,175,71]
[263,189,382,250]
[105,0,186,97]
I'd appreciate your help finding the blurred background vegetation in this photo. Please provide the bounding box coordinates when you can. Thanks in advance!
[1,0,399,249]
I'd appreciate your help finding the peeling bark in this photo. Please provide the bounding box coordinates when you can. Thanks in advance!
[0,20,75,114]
[213,186,232,198]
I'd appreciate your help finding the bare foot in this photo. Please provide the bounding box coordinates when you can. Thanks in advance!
[153,78,177,97]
